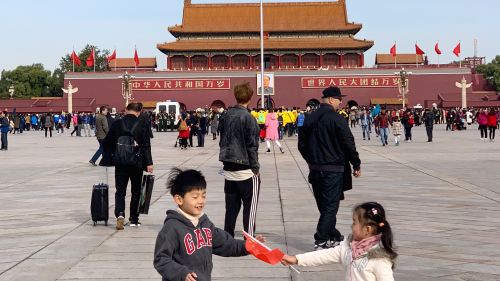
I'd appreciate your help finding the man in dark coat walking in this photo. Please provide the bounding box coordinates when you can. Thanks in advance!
[298,86,361,250]
[424,108,435,142]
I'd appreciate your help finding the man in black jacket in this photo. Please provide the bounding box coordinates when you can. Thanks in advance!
[102,102,154,230]
[219,82,260,237]
[298,86,361,250]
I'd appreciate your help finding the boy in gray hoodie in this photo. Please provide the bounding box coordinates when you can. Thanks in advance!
[154,168,264,281]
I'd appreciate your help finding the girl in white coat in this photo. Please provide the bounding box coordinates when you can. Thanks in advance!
[282,202,397,281]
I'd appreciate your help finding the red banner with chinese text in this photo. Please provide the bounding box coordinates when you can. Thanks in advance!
[131,79,231,91]
[301,76,400,89]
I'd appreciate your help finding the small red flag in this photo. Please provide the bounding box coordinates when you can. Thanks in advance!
[71,51,81,66]
[390,44,397,57]
[86,48,95,67]
[134,49,140,66]
[415,44,425,55]
[435,43,442,55]
[243,231,284,265]
[453,42,461,57]
[107,50,116,62]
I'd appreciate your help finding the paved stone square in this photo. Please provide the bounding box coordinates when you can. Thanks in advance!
[0,124,499,281]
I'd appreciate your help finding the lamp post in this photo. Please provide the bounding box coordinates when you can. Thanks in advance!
[8,85,15,100]
[119,72,135,108]
[395,68,412,109]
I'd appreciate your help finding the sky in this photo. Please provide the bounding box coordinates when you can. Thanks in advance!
[0,0,498,72]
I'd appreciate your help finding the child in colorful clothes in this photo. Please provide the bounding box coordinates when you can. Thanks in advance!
[154,168,265,281]
[391,116,403,146]
[282,202,397,281]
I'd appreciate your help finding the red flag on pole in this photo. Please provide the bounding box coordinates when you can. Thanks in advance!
[134,48,140,67]
[434,43,442,55]
[415,44,425,55]
[243,231,284,265]
[107,50,116,62]
[86,48,95,67]
[71,51,81,66]
[390,44,397,57]
[453,42,461,57]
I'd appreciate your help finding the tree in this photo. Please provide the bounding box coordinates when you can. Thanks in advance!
[48,68,65,97]
[59,44,111,73]
[476,55,500,91]
[0,64,52,98]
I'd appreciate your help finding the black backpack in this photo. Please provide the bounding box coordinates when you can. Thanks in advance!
[278,115,283,126]
[113,120,141,167]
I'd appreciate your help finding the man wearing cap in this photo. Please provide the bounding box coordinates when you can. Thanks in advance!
[298,86,361,250]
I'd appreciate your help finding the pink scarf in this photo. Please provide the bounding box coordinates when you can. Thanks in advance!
[351,234,381,259]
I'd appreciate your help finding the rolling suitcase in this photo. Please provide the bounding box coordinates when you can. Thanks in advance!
[91,168,109,226]
[138,174,155,214]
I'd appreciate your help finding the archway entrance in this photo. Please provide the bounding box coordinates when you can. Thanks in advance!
[347,100,359,109]
[306,99,320,109]
[179,102,187,113]
[256,96,275,109]
[211,100,226,110]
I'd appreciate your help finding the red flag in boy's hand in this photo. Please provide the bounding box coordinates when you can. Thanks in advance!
[243,231,284,265]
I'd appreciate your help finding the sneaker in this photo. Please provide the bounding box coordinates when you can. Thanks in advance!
[129,221,141,227]
[329,240,342,248]
[89,160,97,166]
[314,241,330,250]
[116,216,125,230]
[266,149,271,153]
[280,148,285,154]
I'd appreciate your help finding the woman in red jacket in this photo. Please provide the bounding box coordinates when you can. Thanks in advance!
[487,108,497,141]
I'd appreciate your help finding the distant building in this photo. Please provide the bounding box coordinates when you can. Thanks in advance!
[376,54,425,68]
[157,0,374,70]
[107,58,157,72]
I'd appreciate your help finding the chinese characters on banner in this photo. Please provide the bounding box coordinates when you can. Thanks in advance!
[131,79,230,91]
[301,76,400,89]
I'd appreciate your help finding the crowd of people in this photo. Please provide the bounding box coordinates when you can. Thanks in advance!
[3,83,500,281]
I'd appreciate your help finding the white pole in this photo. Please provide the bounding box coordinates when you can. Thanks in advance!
[260,0,265,109]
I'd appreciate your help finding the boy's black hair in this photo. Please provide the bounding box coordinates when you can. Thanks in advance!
[354,202,398,261]
[167,168,207,197]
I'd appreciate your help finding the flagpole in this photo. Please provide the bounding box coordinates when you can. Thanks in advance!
[93,48,96,72]
[114,46,117,72]
[437,41,440,68]
[394,41,397,69]
[415,42,418,68]
[459,41,462,68]
[135,45,138,72]
[260,0,265,109]
[72,46,75,72]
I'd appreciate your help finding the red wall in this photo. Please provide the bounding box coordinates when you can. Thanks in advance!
[64,69,475,111]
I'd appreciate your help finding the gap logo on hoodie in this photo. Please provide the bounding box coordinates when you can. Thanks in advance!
[184,228,213,255]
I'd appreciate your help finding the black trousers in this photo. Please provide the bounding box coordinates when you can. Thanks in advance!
[309,170,343,243]
[224,175,260,237]
[426,126,433,141]
[489,126,496,140]
[480,125,488,138]
[189,127,197,146]
[44,127,52,137]
[1,132,7,149]
[197,131,205,147]
[404,126,412,141]
[114,166,143,222]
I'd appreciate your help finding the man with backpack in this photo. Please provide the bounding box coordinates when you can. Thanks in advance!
[102,102,153,230]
